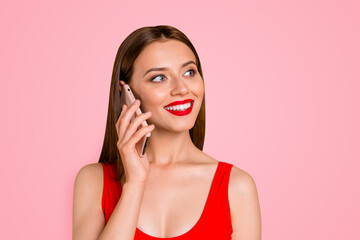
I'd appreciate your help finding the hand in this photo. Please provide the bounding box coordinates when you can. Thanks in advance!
[115,99,155,185]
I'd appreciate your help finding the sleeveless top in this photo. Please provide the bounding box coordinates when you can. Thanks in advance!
[102,161,234,239]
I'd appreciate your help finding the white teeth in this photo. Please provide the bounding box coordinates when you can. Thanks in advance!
[165,102,192,111]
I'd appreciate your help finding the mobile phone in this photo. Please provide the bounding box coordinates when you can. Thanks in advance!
[120,83,151,156]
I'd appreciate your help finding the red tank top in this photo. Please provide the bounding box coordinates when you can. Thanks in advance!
[102,161,233,239]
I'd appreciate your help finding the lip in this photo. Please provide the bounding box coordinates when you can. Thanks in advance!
[163,100,194,116]
[164,99,193,107]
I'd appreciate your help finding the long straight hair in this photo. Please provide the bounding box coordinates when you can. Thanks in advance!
[98,25,206,182]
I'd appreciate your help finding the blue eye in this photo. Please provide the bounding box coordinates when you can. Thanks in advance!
[151,75,165,82]
[184,69,195,77]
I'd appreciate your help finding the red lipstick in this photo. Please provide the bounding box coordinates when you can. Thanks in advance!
[164,99,194,116]
[164,99,193,107]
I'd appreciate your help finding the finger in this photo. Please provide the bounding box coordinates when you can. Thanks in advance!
[123,100,142,123]
[125,124,155,149]
[117,100,142,143]
[115,104,128,133]
[122,110,152,141]
[122,111,152,145]
[116,99,138,129]
[116,104,127,124]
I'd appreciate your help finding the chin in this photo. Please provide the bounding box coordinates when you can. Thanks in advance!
[156,120,196,133]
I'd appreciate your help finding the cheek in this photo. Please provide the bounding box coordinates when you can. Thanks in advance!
[193,79,205,98]
[140,91,167,111]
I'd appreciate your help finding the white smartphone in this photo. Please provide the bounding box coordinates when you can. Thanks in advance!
[120,84,151,156]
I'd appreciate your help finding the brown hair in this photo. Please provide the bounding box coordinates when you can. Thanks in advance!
[98,25,206,182]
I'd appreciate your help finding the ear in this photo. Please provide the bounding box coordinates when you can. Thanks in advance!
[119,80,125,91]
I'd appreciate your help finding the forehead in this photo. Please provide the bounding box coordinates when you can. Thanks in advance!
[133,39,196,71]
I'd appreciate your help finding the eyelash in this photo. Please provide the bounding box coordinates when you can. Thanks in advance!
[150,69,196,83]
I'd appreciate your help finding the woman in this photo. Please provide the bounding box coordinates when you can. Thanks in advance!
[73,25,261,240]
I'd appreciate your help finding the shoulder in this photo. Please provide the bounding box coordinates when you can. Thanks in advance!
[73,163,104,201]
[228,165,258,195]
[73,163,106,237]
[75,163,103,184]
[228,164,259,217]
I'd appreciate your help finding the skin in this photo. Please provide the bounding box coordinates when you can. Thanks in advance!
[127,39,205,167]
[73,39,261,239]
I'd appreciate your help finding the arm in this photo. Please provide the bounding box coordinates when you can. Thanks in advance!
[72,163,146,240]
[229,167,262,240]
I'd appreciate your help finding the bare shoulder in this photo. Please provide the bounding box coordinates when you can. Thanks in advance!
[73,163,105,238]
[73,163,104,210]
[198,151,257,190]
[76,162,103,177]
[74,163,103,189]
[228,164,261,231]
[228,165,258,195]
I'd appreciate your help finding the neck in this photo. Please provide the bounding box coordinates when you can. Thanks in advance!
[144,127,197,167]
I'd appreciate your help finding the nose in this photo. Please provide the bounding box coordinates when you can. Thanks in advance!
[170,75,189,96]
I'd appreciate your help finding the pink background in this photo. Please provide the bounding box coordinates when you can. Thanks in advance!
[1,0,359,239]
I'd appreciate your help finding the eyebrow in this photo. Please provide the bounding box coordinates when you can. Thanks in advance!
[143,60,197,77]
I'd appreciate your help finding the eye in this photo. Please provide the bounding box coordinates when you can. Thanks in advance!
[184,69,196,77]
[151,75,166,83]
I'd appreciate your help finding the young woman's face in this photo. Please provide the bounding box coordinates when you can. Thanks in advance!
[127,39,204,132]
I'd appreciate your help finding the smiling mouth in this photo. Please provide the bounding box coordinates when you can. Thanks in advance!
[163,101,194,111]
